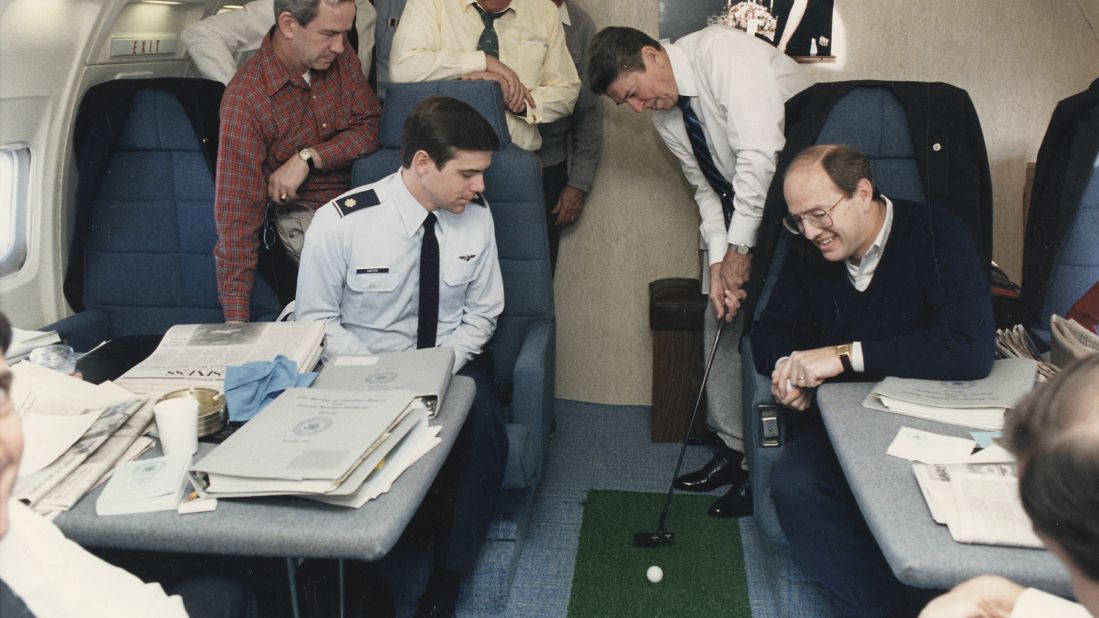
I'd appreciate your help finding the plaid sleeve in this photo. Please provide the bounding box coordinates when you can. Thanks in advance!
[214,88,269,322]
[310,49,382,169]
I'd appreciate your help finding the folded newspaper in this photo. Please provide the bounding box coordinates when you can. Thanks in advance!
[912,461,1043,549]
[1050,314,1099,368]
[118,322,325,396]
[862,359,1038,430]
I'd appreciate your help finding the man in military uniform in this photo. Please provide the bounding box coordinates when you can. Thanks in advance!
[296,96,508,618]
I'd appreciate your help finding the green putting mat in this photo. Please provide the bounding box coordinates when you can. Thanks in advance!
[567,489,750,617]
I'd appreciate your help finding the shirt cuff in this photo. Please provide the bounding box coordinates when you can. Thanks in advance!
[1011,588,1090,618]
[851,341,865,373]
[461,50,487,76]
[726,211,762,247]
[707,236,728,266]
[521,92,543,124]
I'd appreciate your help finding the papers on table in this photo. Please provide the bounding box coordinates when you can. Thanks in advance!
[996,324,1058,381]
[96,454,192,516]
[191,388,427,500]
[118,322,325,396]
[886,426,1041,549]
[1050,314,1099,368]
[863,359,1038,430]
[315,347,454,419]
[7,327,61,363]
[9,362,153,514]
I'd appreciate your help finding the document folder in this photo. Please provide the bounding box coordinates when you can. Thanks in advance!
[314,348,455,418]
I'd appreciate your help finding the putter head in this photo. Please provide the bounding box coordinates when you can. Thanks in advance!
[633,530,674,547]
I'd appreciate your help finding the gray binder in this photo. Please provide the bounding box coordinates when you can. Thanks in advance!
[314,348,455,418]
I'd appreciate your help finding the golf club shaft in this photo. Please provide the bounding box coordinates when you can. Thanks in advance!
[655,315,727,533]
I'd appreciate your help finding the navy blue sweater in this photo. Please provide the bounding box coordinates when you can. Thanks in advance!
[752,199,995,381]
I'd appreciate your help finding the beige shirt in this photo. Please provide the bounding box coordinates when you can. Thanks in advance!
[389,0,580,151]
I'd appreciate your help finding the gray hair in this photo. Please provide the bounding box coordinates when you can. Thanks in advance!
[273,0,352,26]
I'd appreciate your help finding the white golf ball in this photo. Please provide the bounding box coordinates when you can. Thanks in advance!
[646,565,663,583]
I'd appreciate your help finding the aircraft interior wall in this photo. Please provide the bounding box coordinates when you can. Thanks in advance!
[1,0,1098,406]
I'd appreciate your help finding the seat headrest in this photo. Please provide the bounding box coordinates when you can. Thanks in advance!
[379,81,512,150]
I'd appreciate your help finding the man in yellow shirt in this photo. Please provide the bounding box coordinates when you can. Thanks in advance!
[389,0,580,153]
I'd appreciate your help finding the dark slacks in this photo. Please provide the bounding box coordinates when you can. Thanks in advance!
[257,239,299,307]
[429,355,509,573]
[770,413,910,618]
[541,161,568,275]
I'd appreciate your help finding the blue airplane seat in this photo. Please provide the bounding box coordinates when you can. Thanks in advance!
[48,79,280,351]
[352,80,554,614]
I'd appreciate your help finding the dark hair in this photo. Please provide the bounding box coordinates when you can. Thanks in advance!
[1003,354,1099,582]
[0,312,9,354]
[400,96,500,169]
[273,0,352,27]
[788,144,882,201]
[588,26,662,95]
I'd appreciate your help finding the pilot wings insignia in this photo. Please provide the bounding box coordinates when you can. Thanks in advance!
[458,254,477,261]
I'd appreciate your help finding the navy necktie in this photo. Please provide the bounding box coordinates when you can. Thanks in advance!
[417,212,439,349]
[677,95,734,228]
[473,3,504,58]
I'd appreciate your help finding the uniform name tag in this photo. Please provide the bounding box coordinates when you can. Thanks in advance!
[356,268,389,274]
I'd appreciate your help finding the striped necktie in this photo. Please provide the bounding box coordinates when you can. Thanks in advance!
[473,3,505,58]
[417,212,439,349]
[677,95,734,228]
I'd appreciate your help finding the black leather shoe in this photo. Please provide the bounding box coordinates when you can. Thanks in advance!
[708,479,753,518]
[674,450,746,492]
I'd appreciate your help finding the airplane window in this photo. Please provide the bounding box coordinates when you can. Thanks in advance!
[0,146,30,278]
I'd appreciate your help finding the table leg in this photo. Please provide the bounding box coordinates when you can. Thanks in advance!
[339,559,346,618]
[286,558,301,618]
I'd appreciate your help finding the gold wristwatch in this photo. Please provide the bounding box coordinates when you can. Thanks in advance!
[298,147,317,172]
[836,343,853,372]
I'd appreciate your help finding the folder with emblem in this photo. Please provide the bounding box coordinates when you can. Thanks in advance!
[313,348,454,419]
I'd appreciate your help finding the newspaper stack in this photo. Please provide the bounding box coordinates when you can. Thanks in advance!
[10,362,154,515]
[995,324,1058,381]
[117,322,326,396]
[1049,314,1099,368]
[190,388,430,503]
[862,359,1038,430]
[913,461,1043,549]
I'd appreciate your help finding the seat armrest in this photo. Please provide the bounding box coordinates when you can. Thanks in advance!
[740,334,790,543]
[45,309,113,353]
[508,319,555,484]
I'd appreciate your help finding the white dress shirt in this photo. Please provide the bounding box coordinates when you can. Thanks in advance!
[181,0,377,84]
[0,500,186,618]
[388,0,581,151]
[651,25,812,264]
[296,171,505,371]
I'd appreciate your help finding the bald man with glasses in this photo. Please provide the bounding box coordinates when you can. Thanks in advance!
[750,144,995,617]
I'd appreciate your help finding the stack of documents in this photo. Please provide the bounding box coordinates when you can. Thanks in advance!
[1050,314,1099,368]
[190,388,427,500]
[10,362,152,515]
[996,324,1057,381]
[118,322,326,397]
[96,454,192,516]
[314,348,454,418]
[862,359,1038,430]
[8,327,61,363]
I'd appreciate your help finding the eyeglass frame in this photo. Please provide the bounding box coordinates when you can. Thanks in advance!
[782,192,849,235]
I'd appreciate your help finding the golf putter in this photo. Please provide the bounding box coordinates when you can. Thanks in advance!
[634,314,727,547]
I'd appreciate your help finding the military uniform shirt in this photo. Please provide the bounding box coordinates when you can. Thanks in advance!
[296,170,504,371]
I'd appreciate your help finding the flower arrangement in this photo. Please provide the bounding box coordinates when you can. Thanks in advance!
[710,0,778,41]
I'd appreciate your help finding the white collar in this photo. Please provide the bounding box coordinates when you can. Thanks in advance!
[661,40,696,98]
[851,195,894,266]
[392,172,446,238]
[557,1,570,26]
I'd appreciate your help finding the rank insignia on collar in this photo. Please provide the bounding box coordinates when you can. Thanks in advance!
[469,192,487,207]
[459,254,477,261]
[334,189,380,217]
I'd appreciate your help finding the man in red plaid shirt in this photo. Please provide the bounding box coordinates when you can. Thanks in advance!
[214,0,382,322]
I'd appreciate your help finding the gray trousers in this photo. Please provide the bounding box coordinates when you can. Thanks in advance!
[703,310,744,455]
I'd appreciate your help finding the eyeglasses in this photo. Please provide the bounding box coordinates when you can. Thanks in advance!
[782,193,848,235]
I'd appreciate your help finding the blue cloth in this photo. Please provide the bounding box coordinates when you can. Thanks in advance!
[224,355,317,422]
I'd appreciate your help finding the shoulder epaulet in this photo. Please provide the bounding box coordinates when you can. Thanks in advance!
[334,189,380,217]
[470,192,487,207]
